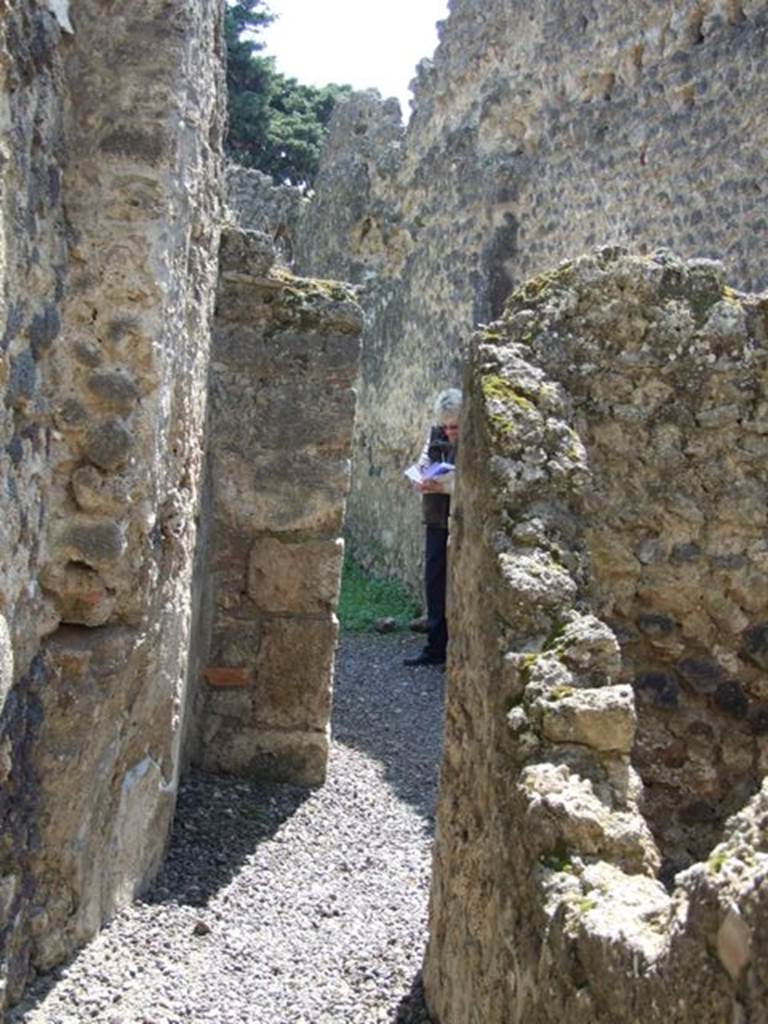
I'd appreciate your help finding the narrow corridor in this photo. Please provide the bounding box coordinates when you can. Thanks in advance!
[10,635,444,1024]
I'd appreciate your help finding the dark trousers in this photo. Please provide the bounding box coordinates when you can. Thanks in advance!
[424,526,448,660]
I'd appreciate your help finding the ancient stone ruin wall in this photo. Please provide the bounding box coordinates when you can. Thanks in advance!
[225,165,305,266]
[424,250,768,1023]
[196,228,361,786]
[0,0,223,1003]
[292,0,768,589]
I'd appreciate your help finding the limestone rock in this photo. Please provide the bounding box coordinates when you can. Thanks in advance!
[537,685,636,754]
[247,537,344,614]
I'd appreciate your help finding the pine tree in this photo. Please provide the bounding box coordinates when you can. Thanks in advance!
[224,1,351,187]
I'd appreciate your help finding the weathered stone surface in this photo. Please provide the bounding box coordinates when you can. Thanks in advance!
[538,685,635,754]
[424,253,768,1024]
[0,0,224,1005]
[195,232,361,784]
[248,537,344,614]
[225,165,304,265]
[252,617,338,731]
[85,368,141,412]
[82,418,134,471]
[70,465,131,515]
[200,722,329,787]
[39,561,117,627]
[265,2,768,600]
[214,449,351,535]
[59,518,126,567]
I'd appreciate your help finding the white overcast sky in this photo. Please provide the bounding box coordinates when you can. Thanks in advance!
[261,0,450,117]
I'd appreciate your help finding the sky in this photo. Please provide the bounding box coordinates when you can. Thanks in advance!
[261,0,450,118]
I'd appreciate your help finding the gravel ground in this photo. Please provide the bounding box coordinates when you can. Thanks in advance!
[10,633,444,1024]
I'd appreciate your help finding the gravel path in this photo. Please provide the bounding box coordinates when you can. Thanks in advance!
[10,634,445,1024]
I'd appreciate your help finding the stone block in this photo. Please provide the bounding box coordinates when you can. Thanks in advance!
[201,723,329,786]
[741,622,768,669]
[539,684,636,753]
[57,518,127,569]
[212,382,357,453]
[676,655,726,694]
[28,304,61,357]
[252,617,337,731]
[214,450,350,534]
[248,537,343,614]
[205,688,253,718]
[218,227,275,278]
[82,418,134,471]
[498,551,577,613]
[212,325,360,385]
[713,679,749,718]
[40,561,116,626]
[209,622,262,667]
[85,368,140,412]
[717,909,752,982]
[8,350,37,408]
[71,466,131,515]
[633,671,679,708]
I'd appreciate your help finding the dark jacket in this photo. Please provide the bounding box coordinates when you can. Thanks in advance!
[421,425,457,528]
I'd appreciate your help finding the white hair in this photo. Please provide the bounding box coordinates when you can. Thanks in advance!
[433,388,462,423]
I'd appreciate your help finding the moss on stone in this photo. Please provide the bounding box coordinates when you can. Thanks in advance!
[510,262,574,306]
[481,373,540,443]
[271,265,355,303]
[542,842,574,873]
[481,374,536,412]
[519,652,540,685]
[707,848,729,873]
[548,685,576,701]
[572,895,597,913]
[479,328,504,342]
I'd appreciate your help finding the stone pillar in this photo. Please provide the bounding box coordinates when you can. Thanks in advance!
[424,249,768,1023]
[198,229,362,785]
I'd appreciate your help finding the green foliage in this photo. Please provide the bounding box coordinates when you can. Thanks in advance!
[338,555,420,633]
[224,1,352,186]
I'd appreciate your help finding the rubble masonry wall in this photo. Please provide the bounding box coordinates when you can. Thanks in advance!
[424,249,768,1023]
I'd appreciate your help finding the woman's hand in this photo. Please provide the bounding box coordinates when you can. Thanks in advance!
[414,479,444,493]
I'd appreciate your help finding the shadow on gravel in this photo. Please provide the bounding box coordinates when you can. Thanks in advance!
[144,768,311,908]
[333,634,445,828]
[7,772,311,1021]
[394,970,434,1023]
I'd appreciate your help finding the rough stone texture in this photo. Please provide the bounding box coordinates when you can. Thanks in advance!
[277,0,768,590]
[225,164,306,266]
[196,228,362,786]
[0,0,223,1005]
[424,250,768,1023]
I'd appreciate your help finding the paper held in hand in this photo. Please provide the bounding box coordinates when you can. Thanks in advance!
[404,461,455,484]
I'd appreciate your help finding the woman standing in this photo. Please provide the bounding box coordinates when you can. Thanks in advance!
[404,388,462,668]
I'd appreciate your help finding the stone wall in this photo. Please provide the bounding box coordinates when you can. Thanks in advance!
[225,165,305,266]
[423,250,768,1023]
[196,228,361,786]
[0,0,223,1003]
[289,0,768,590]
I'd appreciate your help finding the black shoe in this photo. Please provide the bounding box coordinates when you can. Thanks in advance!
[403,652,445,667]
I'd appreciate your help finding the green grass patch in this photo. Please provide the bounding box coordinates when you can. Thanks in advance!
[337,555,420,633]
